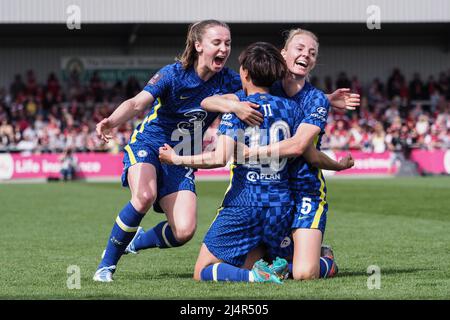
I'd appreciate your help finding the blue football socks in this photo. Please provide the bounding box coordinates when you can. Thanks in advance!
[200,263,250,282]
[133,221,181,251]
[98,202,144,269]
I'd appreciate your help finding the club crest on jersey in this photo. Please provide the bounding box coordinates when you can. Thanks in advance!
[148,73,162,85]
[137,150,148,158]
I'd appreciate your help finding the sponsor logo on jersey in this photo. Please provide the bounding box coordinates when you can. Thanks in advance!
[317,107,327,116]
[246,171,259,182]
[179,95,190,100]
[246,171,281,182]
[221,113,233,121]
[177,109,208,133]
[220,121,233,127]
[310,112,327,122]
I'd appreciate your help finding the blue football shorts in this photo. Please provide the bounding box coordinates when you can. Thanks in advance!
[204,206,294,267]
[291,192,328,234]
[121,140,196,213]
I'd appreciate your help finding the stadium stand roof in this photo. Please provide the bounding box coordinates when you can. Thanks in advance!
[1,0,449,24]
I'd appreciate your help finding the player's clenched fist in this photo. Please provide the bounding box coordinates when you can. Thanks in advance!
[159,143,176,165]
[338,153,354,171]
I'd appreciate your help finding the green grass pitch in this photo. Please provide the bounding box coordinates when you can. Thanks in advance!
[0,177,449,299]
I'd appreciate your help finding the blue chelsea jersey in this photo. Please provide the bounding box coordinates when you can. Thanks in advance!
[130,62,242,153]
[270,81,331,196]
[217,91,304,207]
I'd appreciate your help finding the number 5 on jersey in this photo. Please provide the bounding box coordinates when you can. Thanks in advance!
[300,197,312,215]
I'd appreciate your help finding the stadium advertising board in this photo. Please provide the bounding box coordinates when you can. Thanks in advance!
[60,56,172,84]
[1,150,449,181]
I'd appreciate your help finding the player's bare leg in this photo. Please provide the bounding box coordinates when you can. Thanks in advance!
[159,190,197,244]
[128,163,158,212]
[193,243,284,284]
[193,243,222,280]
[291,228,323,280]
[242,245,266,270]
[129,190,197,251]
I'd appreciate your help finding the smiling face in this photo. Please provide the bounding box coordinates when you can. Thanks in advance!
[282,33,318,78]
[195,26,231,73]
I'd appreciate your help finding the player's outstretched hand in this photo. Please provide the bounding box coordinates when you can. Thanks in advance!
[159,143,176,165]
[339,153,355,171]
[96,118,114,143]
[232,101,264,127]
[329,88,360,111]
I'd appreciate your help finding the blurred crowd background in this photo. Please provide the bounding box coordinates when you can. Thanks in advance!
[1,67,449,154]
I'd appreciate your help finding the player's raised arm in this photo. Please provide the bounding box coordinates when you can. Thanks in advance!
[201,94,264,127]
[302,145,354,171]
[247,122,320,160]
[96,90,154,143]
[158,133,235,169]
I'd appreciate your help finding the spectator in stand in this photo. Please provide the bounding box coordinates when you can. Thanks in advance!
[16,132,37,153]
[25,70,38,97]
[24,95,37,118]
[435,103,450,131]
[438,72,449,99]
[351,76,363,96]
[0,104,9,122]
[425,75,439,101]
[409,72,425,100]
[10,74,26,100]
[384,97,401,125]
[348,122,364,150]
[439,128,450,149]
[46,72,61,97]
[415,114,430,137]
[371,122,386,153]
[125,76,141,99]
[367,78,385,108]
[400,124,418,150]
[1,67,450,155]
[324,76,333,94]
[387,68,405,99]
[0,119,14,149]
[336,72,351,89]
[75,123,90,152]
[329,119,349,150]
[59,147,78,181]
[89,71,104,102]
[423,125,441,150]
